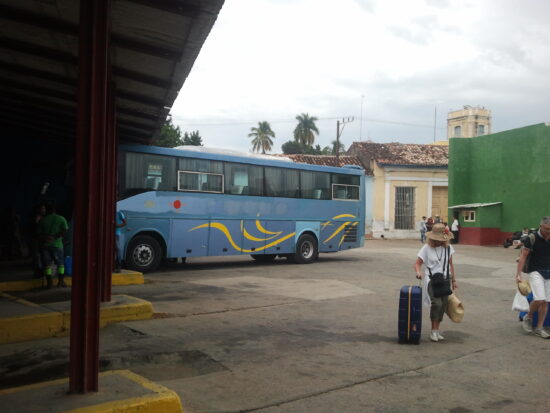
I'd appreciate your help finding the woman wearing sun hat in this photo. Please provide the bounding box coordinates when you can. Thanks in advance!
[414,223,458,342]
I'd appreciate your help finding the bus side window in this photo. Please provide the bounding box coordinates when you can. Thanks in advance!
[145,177,157,189]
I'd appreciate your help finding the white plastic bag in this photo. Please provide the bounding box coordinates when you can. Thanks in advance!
[512,291,529,312]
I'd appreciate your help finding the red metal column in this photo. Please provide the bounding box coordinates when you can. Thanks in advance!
[102,84,116,302]
[70,0,111,393]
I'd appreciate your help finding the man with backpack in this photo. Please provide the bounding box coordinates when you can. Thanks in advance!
[516,216,550,338]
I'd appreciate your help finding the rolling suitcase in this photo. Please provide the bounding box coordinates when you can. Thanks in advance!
[398,285,422,344]
[519,292,550,327]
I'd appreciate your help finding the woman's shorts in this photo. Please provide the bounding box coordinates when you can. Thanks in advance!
[528,271,550,302]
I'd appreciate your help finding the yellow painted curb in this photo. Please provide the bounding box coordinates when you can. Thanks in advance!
[0,271,144,292]
[0,311,65,343]
[113,271,145,286]
[0,295,152,344]
[99,296,153,327]
[0,370,183,413]
[0,278,44,292]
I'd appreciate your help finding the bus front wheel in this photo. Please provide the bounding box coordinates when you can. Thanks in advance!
[293,234,318,264]
[126,235,162,272]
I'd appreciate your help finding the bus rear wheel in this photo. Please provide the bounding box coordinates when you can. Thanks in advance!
[293,234,318,264]
[126,235,162,272]
[251,254,277,262]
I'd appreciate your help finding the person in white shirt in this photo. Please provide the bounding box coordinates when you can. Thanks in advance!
[414,223,457,342]
[451,217,460,244]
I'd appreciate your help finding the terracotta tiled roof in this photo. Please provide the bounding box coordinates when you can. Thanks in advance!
[273,154,372,175]
[347,141,448,167]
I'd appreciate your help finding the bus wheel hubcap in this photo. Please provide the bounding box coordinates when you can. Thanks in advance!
[134,244,153,266]
[301,241,313,259]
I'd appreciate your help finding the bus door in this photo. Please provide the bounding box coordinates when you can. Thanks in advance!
[170,219,209,258]
[207,219,243,256]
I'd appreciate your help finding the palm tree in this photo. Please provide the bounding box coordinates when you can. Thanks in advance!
[248,121,275,154]
[294,113,319,147]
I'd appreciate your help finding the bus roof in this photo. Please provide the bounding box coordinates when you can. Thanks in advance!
[120,145,364,175]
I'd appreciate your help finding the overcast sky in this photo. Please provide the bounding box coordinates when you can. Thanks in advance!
[170,0,550,152]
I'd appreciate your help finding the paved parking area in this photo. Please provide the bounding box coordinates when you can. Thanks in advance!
[3,240,549,412]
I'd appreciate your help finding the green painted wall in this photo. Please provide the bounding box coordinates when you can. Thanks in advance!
[449,123,550,231]
[455,205,501,228]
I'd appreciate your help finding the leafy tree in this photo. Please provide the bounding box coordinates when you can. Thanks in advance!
[183,130,203,146]
[154,116,183,147]
[281,141,332,155]
[294,113,319,146]
[331,140,346,155]
[248,121,275,154]
[281,140,305,154]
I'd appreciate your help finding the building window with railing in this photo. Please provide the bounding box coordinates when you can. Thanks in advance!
[395,187,415,229]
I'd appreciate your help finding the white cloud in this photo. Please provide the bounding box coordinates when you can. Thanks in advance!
[171,0,550,151]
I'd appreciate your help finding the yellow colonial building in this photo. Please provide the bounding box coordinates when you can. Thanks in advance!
[348,141,449,238]
[447,105,491,138]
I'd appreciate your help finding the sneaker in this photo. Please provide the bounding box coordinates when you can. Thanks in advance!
[430,331,439,342]
[534,328,550,339]
[436,331,445,341]
[522,316,533,333]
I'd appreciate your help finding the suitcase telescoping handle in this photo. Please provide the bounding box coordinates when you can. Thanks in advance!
[407,280,422,341]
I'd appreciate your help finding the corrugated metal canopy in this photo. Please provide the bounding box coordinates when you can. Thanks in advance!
[0,0,224,144]
[448,202,502,208]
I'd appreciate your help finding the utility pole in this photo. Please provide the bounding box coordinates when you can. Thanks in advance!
[433,105,437,143]
[336,116,354,165]
[359,94,364,141]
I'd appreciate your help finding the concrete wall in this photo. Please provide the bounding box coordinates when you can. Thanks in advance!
[364,176,374,236]
[449,123,550,243]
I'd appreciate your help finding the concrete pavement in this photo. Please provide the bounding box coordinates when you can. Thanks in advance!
[1,240,549,412]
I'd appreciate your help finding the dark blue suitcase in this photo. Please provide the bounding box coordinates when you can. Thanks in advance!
[519,293,550,327]
[398,285,422,344]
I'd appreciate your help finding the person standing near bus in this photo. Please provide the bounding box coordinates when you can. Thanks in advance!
[419,216,427,244]
[38,201,68,288]
[115,209,127,273]
[451,217,460,244]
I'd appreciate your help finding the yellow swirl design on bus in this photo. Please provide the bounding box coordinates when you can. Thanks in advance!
[255,220,282,236]
[323,214,357,244]
[338,222,359,246]
[324,222,351,243]
[190,222,295,253]
[332,214,356,219]
[240,221,279,241]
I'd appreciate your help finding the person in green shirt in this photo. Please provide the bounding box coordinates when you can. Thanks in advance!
[37,202,69,288]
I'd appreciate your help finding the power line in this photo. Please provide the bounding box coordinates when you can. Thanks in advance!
[170,114,446,130]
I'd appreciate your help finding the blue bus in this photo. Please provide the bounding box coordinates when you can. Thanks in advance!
[117,145,365,272]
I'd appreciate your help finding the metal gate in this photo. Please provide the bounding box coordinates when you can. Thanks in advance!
[395,187,415,229]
